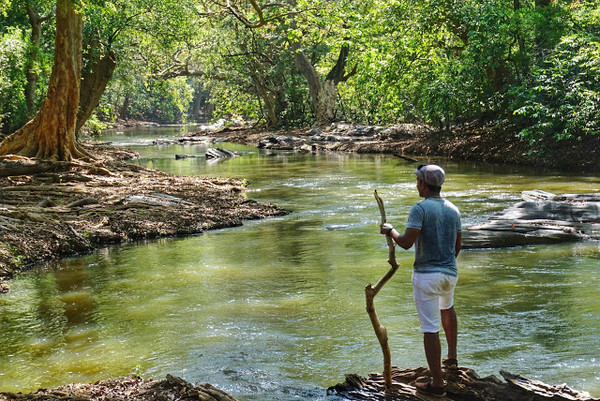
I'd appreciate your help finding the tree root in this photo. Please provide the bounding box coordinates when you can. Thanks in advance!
[0,375,238,401]
[328,365,599,401]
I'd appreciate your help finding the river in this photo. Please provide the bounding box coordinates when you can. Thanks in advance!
[0,126,598,400]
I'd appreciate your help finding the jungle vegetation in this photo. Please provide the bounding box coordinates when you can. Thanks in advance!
[0,0,599,160]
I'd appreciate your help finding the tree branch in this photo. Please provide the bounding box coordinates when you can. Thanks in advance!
[226,0,266,28]
[365,190,399,391]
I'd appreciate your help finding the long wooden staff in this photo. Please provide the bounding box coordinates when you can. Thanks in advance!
[365,190,399,390]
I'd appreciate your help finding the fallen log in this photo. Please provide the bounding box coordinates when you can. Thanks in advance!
[328,365,600,401]
[463,190,600,248]
[175,154,203,159]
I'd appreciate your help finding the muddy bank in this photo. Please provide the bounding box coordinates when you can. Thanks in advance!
[0,143,286,293]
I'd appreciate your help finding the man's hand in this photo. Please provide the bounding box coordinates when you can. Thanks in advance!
[380,223,394,235]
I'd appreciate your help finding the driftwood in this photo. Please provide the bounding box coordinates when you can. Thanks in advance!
[0,159,73,177]
[175,154,203,159]
[463,190,600,248]
[205,147,238,159]
[119,193,195,208]
[365,191,399,390]
[328,365,600,401]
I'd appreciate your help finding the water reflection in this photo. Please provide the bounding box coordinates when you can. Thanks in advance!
[0,127,599,399]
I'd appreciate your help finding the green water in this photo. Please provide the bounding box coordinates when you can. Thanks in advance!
[0,126,599,400]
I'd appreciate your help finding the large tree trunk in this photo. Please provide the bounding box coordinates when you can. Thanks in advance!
[293,51,336,126]
[24,6,53,118]
[253,77,280,127]
[293,45,355,126]
[293,52,338,126]
[0,0,90,161]
[76,48,116,133]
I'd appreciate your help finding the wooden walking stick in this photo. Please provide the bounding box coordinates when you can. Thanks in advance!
[365,190,399,391]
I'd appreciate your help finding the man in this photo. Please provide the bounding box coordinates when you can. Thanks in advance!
[380,164,461,399]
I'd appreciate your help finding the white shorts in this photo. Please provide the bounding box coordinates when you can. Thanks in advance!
[412,272,458,333]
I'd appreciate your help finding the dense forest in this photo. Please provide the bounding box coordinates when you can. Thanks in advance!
[1,0,599,159]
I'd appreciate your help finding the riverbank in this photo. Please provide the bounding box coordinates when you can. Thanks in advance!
[181,121,599,171]
[0,375,238,401]
[0,142,286,293]
[3,122,598,291]
[1,123,599,400]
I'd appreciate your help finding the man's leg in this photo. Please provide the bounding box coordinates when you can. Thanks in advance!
[441,306,457,360]
[423,332,444,388]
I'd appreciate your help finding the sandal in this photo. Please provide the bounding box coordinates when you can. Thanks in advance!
[442,358,458,371]
[442,358,459,381]
[415,380,446,398]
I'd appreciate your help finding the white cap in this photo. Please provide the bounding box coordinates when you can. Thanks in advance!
[414,164,445,187]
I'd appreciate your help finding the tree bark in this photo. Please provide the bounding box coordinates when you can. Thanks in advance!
[77,48,117,133]
[293,44,355,126]
[25,5,53,118]
[253,77,280,127]
[0,0,91,161]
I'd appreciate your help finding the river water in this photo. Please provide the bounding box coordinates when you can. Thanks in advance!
[0,126,599,400]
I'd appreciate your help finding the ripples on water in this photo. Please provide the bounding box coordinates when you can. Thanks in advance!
[0,127,598,399]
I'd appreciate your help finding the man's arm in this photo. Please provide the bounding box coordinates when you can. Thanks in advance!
[455,231,462,258]
[381,223,420,250]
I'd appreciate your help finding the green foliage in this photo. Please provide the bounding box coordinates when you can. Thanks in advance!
[513,35,600,143]
[100,74,194,124]
[0,27,28,133]
[81,114,107,136]
[209,84,259,124]
[0,0,598,162]
[0,0,10,17]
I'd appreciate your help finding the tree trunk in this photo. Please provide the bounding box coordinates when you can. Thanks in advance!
[76,49,117,133]
[293,45,354,126]
[0,0,91,161]
[293,51,321,111]
[315,80,337,125]
[253,77,280,127]
[293,52,338,126]
[120,93,130,120]
[25,6,42,118]
[24,6,53,118]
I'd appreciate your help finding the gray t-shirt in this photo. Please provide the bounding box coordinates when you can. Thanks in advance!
[406,197,461,276]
